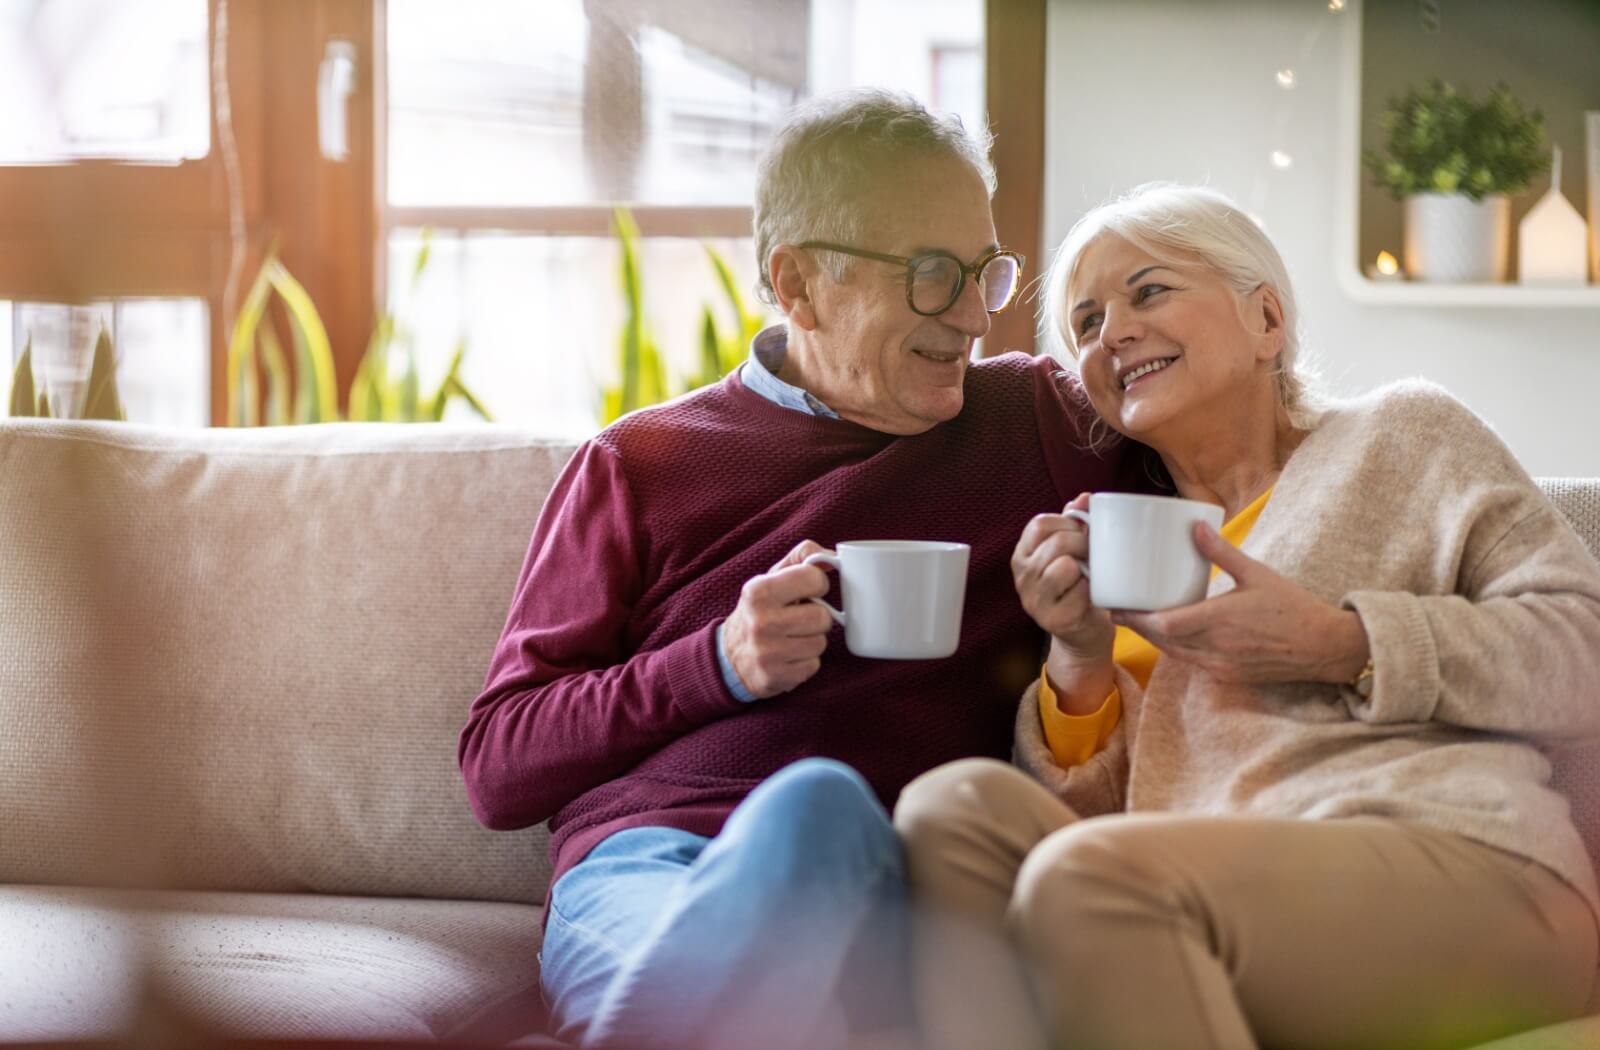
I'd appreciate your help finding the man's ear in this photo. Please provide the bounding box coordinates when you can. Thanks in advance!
[1251,283,1286,362]
[769,245,820,332]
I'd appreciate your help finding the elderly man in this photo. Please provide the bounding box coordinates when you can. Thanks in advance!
[459,89,1152,1049]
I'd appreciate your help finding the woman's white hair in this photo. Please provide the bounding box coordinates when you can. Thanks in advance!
[753,88,994,306]
[1039,182,1320,428]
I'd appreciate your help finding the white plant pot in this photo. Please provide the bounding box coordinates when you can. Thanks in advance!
[1403,193,1510,283]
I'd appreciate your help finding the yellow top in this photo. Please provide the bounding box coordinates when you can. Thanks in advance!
[1039,488,1273,767]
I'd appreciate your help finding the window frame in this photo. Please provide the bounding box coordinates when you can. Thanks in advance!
[0,0,263,423]
[0,0,377,426]
[0,0,1044,427]
[377,0,1047,360]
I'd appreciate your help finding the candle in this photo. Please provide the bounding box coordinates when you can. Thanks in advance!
[1519,146,1588,285]
[1365,250,1404,281]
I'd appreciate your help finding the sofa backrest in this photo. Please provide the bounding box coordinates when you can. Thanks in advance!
[1540,478,1600,888]
[1,419,576,905]
[3,420,1598,906]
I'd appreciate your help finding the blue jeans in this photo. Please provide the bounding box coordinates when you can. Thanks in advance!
[540,758,910,1050]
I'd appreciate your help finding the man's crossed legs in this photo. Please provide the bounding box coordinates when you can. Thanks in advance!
[540,758,911,1050]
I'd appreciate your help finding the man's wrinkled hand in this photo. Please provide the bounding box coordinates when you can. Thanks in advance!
[723,540,838,699]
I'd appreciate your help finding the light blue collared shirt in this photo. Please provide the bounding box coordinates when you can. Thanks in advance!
[739,325,840,419]
[716,326,836,703]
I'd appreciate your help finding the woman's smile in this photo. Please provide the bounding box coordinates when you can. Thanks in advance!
[1118,355,1179,391]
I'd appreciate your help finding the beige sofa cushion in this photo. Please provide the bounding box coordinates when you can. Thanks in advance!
[1,420,1595,913]
[0,420,576,904]
[0,885,543,1040]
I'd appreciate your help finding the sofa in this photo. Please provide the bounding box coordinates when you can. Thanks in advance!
[2,417,1598,1048]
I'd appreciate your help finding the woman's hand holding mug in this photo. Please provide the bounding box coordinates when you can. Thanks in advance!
[1017,490,1372,690]
[1012,493,1118,711]
[1111,525,1371,687]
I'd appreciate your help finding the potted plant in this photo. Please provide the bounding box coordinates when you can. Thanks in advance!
[227,235,493,426]
[1364,78,1546,282]
[8,328,125,421]
[599,208,766,425]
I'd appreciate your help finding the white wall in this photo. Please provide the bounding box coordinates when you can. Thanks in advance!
[1043,0,1600,477]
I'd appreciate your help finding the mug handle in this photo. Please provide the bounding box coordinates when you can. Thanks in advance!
[802,550,847,625]
[1063,508,1091,579]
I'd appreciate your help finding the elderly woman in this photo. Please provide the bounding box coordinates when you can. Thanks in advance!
[894,183,1600,1050]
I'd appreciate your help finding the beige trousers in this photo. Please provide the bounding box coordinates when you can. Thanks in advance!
[894,758,1598,1050]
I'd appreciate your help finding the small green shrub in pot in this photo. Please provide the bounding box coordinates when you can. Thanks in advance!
[1364,79,1547,283]
[1365,78,1547,201]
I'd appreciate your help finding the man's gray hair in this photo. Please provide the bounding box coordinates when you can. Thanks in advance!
[1040,182,1321,428]
[754,88,995,306]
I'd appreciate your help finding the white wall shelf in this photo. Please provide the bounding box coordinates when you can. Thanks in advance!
[1336,273,1600,308]
[1336,0,1600,309]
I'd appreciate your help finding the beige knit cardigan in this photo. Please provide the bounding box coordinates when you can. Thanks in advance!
[1015,379,1600,917]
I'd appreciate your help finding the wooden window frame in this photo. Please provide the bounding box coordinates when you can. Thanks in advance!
[0,0,377,425]
[1,0,1042,425]
[985,0,1046,358]
[380,0,1048,356]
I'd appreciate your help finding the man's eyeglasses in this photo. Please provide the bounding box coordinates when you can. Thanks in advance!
[799,241,1025,318]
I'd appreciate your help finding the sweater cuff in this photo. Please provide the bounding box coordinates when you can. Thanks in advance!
[1340,590,1440,723]
[1039,669,1121,768]
[664,620,749,722]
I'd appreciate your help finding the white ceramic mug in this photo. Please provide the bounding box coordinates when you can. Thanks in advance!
[1065,493,1225,611]
[802,541,970,659]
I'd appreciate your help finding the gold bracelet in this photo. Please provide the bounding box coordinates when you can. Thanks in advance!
[1349,658,1375,700]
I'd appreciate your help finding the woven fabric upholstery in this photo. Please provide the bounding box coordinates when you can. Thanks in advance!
[0,884,543,1041]
[1,420,1596,1050]
[0,419,574,904]
[1540,478,1600,901]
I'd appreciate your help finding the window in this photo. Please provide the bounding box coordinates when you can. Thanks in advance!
[4,300,209,425]
[3,1,1045,429]
[0,0,211,164]
[1,0,221,424]
[0,0,368,428]
[384,0,987,436]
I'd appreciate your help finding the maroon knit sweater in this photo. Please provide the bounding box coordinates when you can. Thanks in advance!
[459,352,1157,891]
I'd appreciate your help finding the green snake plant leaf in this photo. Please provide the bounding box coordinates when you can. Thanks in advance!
[235,341,258,428]
[396,337,421,422]
[349,314,396,423]
[601,207,670,423]
[601,386,624,425]
[227,256,276,427]
[427,339,468,422]
[37,388,52,419]
[348,351,378,422]
[267,259,338,424]
[617,207,645,414]
[80,328,125,422]
[687,305,722,392]
[10,338,36,418]
[259,322,292,426]
[445,373,494,421]
[704,243,760,374]
[638,334,669,408]
[410,227,433,290]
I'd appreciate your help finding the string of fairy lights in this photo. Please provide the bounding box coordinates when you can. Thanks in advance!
[1261,0,1413,278]
[1265,0,1347,176]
